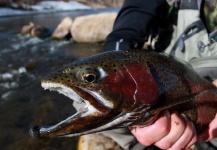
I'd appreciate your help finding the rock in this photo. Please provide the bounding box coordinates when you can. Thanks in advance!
[52,17,73,40]
[30,25,53,39]
[78,133,121,150]
[21,22,35,35]
[34,26,51,38]
[70,12,117,43]
[21,12,117,41]
[21,22,53,39]
[74,0,124,9]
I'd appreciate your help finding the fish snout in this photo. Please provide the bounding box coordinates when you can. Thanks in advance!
[29,126,41,139]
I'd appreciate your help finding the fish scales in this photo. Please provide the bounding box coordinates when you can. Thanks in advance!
[29,49,217,140]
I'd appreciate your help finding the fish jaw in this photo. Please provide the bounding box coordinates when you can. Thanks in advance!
[41,82,85,103]
[29,81,126,138]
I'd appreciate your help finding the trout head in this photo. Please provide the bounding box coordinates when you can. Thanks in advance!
[30,50,159,138]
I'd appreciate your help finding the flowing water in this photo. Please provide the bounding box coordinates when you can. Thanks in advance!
[0,8,115,150]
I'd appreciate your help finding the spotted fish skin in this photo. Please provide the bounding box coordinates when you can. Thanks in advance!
[30,49,217,139]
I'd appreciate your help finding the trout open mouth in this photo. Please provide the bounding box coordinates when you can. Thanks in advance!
[41,82,94,114]
[29,81,133,138]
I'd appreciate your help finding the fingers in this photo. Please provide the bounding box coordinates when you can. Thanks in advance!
[155,113,187,149]
[130,112,197,150]
[207,113,217,140]
[130,110,170,146]
[198,113,217,141]
[167,115,197,150]
[212,79,217,87]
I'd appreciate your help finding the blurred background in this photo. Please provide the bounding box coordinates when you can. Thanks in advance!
[0,0,123,149]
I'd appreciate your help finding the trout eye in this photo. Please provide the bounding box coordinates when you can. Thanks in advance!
[83,74,97,83]
[77,67,101,83]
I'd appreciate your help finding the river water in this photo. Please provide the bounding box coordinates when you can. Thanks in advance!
[0,8,117,150]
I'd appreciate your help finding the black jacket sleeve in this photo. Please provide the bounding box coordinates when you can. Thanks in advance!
[103,0,166,52]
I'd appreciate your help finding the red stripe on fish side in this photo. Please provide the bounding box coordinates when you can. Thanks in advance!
[123,63,159,105]
[103,62,158,109]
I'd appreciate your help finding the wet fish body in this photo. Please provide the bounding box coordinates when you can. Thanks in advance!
[30,49,217,139]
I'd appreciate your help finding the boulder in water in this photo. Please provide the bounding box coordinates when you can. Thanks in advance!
[70,12,117,43]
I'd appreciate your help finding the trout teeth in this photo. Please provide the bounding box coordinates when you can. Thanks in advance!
[41,82,85,104]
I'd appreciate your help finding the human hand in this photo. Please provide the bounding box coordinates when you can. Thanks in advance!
[213,79,217,86]
[130,80,217,150]
[130,111,197,150]
[197,79,217,141]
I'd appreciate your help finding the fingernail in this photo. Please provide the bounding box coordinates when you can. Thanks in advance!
[164,110,170,120]
[181,113,190,122]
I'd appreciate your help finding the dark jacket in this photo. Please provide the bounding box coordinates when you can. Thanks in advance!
[103,0,167,51]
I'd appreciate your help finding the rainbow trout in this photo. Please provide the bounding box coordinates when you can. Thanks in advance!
[30,49,217,139]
